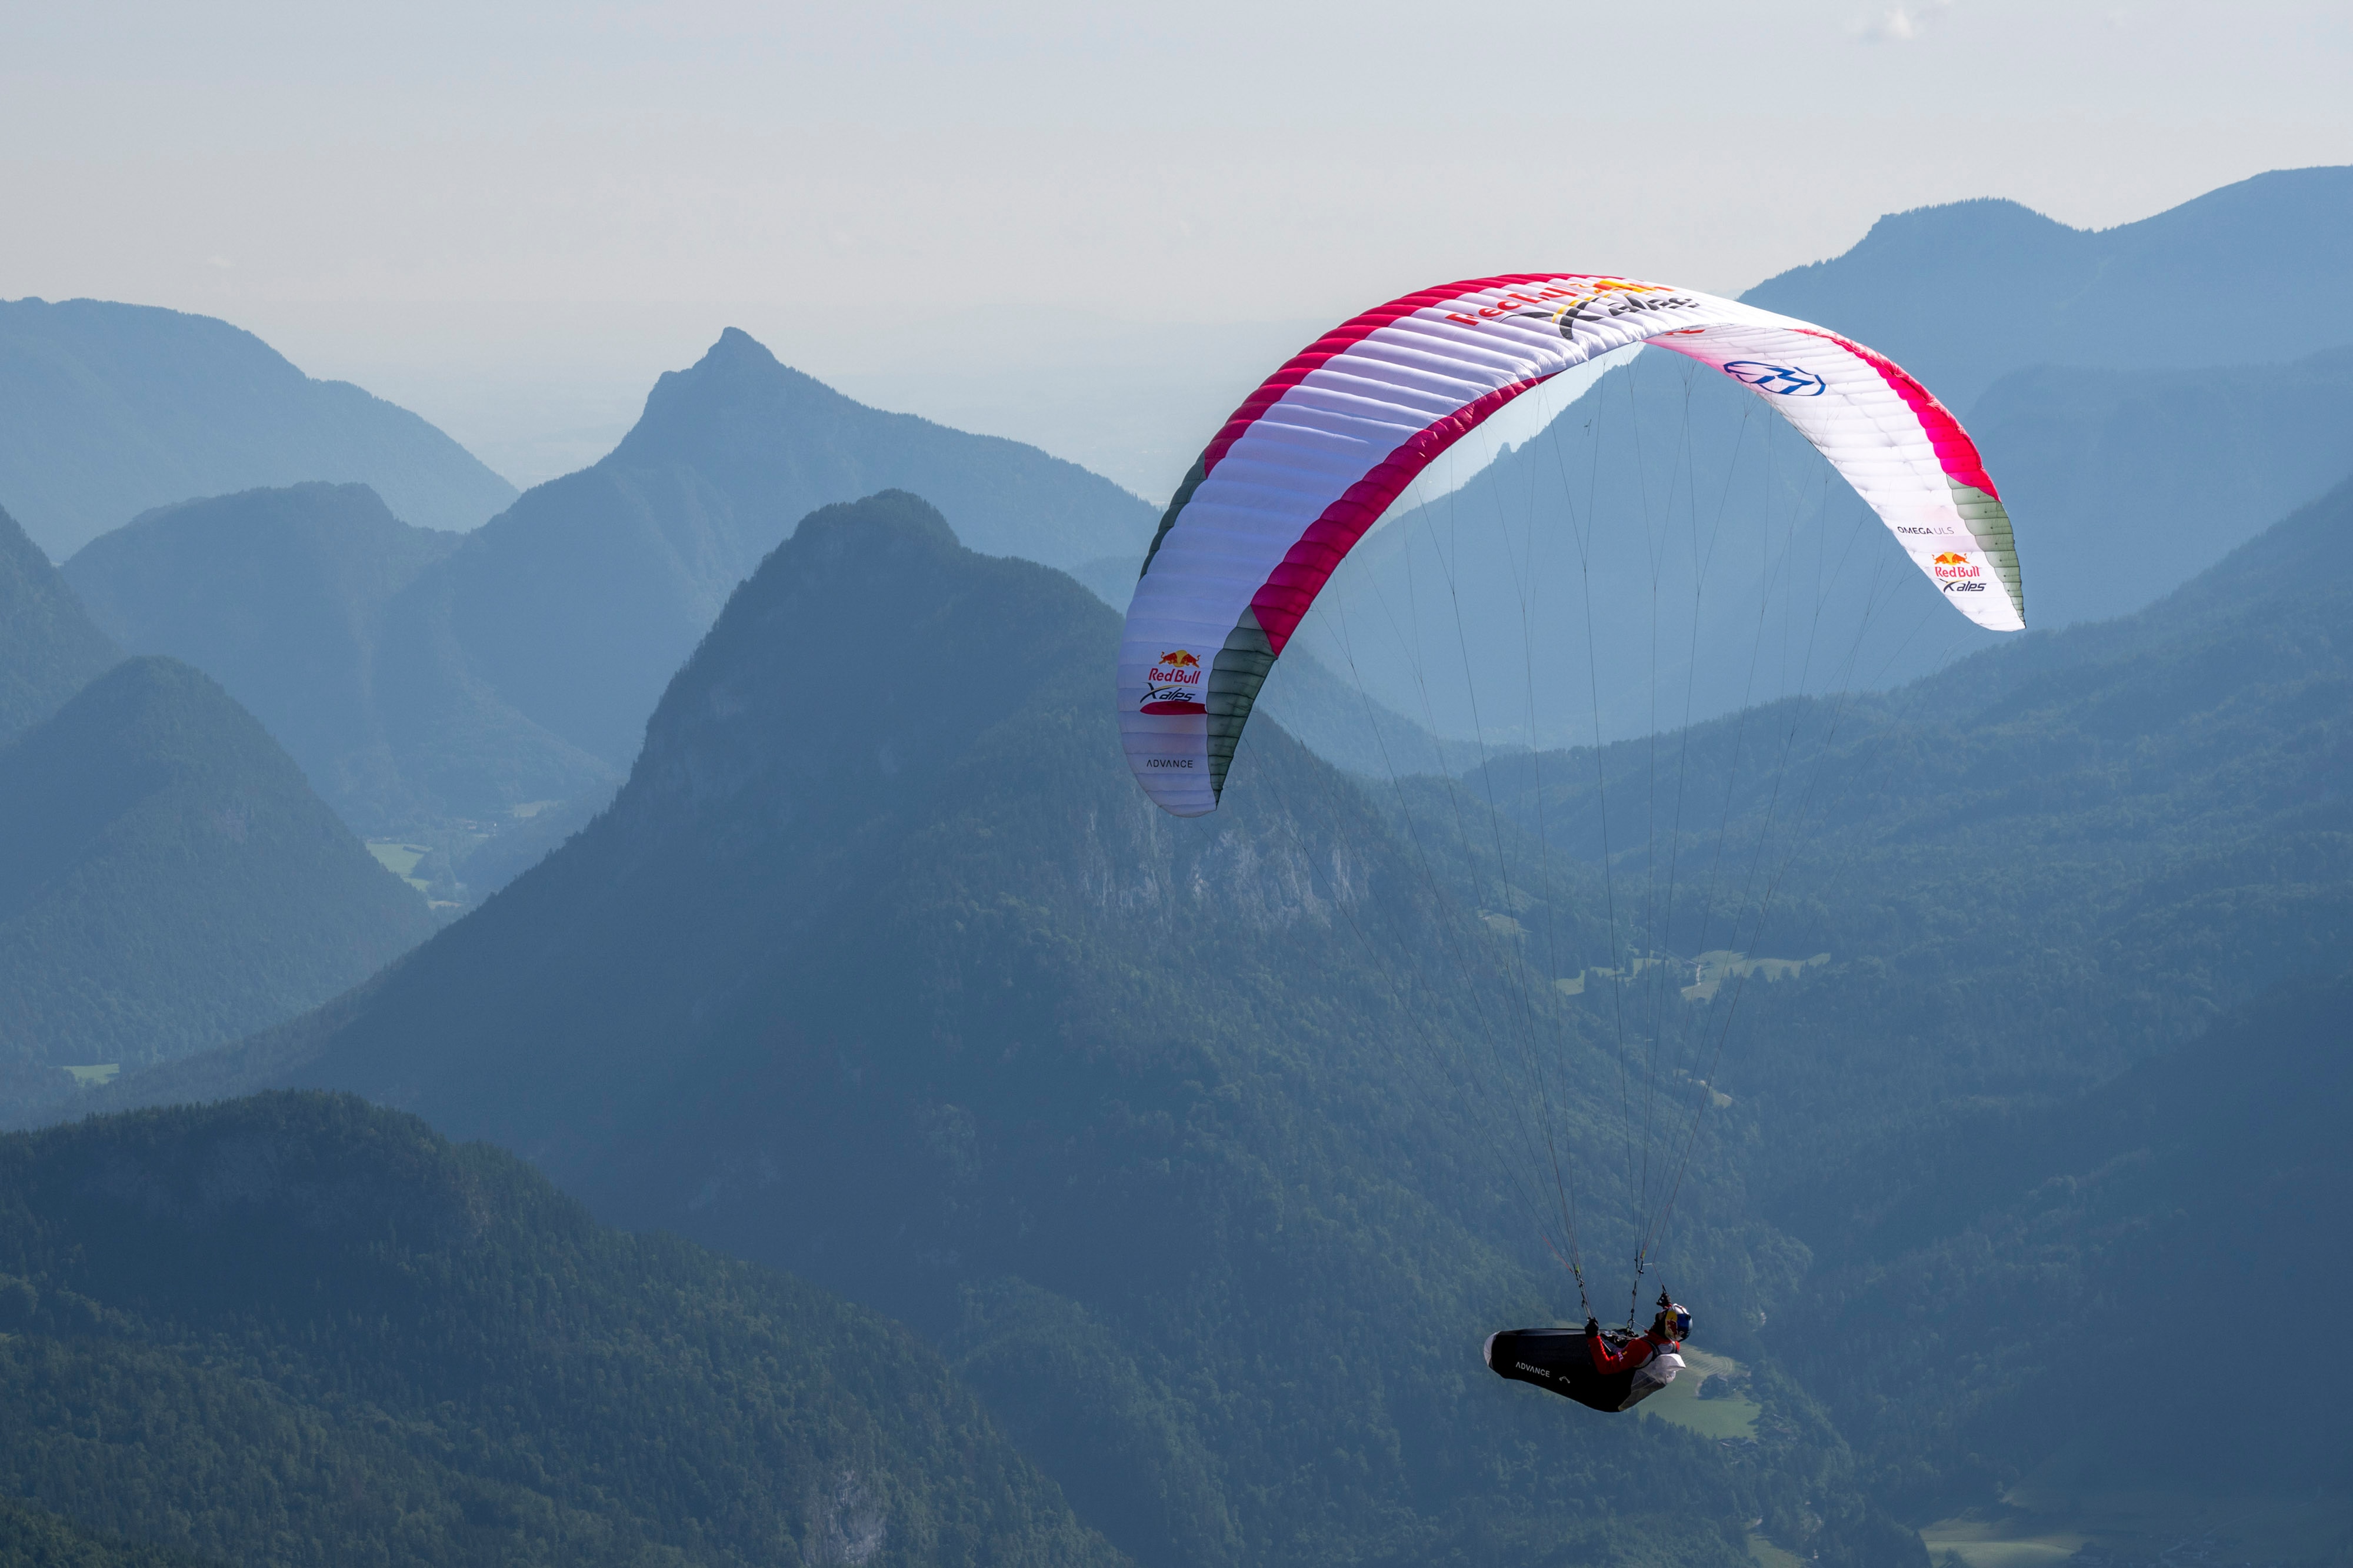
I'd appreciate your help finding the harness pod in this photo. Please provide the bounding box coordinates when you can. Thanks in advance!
[1484,1327,1685,1414]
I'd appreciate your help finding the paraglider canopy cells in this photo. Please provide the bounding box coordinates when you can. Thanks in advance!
[1118,272,2025,1418]
[1117,272,2021,818]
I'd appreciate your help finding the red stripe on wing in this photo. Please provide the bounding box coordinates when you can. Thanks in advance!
[1792,327,1999,498]
[1247,372,1554,654]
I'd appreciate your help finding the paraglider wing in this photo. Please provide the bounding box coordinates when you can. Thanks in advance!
[1116,274,2024,817]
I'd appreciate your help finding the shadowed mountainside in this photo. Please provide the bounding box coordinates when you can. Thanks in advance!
[0,503,118,749]
[1346,471,2353,1539]
[1767,971,2353,1513]
[1460,472,2353,1163]
[0,658,434,1094]
[0,1090,1121,1568]
[64,484,466,827]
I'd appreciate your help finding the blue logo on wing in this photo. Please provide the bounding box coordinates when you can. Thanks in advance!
[1722,361,1827,396]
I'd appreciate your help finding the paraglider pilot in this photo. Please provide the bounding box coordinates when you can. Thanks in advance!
[1585,1292,1690,1377]
[1484,1292,1692,1413]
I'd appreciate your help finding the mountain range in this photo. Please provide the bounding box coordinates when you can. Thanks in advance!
[0,298,516,558]
[1741,165,2353,410]
[108,490,1911,1568]
[0,505,432,1112]
[108,461,2353,1563]
[10,163,2353,1568]
[1288,165,2353,748]
[64,331,1161,846]
[64,484,465,825]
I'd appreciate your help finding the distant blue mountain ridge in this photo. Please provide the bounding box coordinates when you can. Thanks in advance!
[1285,164,2353,750]
[0,298,518,558]
[66,330,1162,853]
[0,502,433,1106]
[1741,164,2353,407]
[55,164,2353,863]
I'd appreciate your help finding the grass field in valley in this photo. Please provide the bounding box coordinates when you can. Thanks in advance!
[1921,1484,2352,1568]
[365,840,431,893]
[1638,1346,1762,1442]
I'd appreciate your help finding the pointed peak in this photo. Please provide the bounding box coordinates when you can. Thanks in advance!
[701,325,782,368]
[605,329,860,471]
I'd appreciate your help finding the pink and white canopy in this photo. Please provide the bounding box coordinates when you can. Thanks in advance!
[1118,273,2025,817]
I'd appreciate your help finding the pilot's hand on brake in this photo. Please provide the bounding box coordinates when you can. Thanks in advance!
[1584,1317,1601,1337]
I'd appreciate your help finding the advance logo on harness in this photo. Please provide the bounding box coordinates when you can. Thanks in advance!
[1141,649,1207,715]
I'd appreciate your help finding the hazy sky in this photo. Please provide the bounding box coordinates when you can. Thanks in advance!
[6,0,2351,496]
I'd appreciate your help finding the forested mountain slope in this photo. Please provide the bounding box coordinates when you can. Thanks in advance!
[1465,472,2353,1192]
[1329,453,2353,1546]
[112,492,1915,1568]
[0,1495,216,1567]
[0,505,117,748]
[1768,971,2353,1513]
[0,298,515,558]
[0,658,433,1093]
[62,485,468,830]
[0,1090,1118,1568]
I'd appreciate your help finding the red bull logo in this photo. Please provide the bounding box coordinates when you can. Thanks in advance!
[1142,649,1207,715]
[1444,276,1690,330]
[1931,551,1979,579]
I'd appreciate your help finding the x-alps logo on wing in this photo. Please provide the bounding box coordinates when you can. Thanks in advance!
[1141,649,1207,714]
[1931,551,1987,593]
[1722,361,1827,397]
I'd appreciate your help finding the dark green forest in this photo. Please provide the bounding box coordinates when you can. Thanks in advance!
[1773,970,2353,1513]
[0,656,434,1082]
[0,1090,1115,1568]
[0,1493,215,1567]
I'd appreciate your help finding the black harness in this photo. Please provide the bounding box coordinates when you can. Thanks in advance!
[1483,1327,1671,1414]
